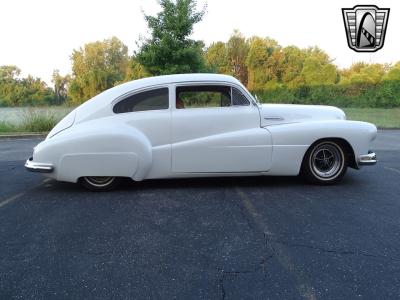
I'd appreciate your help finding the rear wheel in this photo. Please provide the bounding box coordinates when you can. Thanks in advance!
[79,176,121,191]
[301,140,348,185]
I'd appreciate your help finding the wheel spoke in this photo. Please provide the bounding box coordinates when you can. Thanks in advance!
[322,150,327,159]
[311,143,343,179]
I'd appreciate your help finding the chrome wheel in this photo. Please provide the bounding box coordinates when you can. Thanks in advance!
[83,176,115,188]
[309,142,344,180]
[302,140,348,185]
[80,176,121,191]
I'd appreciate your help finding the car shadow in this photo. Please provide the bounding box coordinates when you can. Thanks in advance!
[41,175,305,193]
[37,168,366,194]
[124,175,304,190]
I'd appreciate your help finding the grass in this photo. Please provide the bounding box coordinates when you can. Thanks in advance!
[0,109,60,134]
[0,120,17,133]
[18,109,58,132]
[343,108,400,128]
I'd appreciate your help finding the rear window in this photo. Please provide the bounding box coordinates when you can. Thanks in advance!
[113,88,169,113]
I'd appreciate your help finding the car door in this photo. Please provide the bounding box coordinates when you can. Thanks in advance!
[113,86,171,148]
[171,83,273,173]
[112,86,172,179]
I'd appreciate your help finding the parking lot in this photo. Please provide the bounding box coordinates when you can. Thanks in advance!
[0,130,399,299]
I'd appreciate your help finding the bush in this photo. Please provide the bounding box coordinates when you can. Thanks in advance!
[18,109,58,132]
[0,120,17,132]
[0,109,59,133]
[253,80,400,108]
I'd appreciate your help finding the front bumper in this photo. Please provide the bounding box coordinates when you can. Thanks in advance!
[25,157,54,173]
[358,152,377,166]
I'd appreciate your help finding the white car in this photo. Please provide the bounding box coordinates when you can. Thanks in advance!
[25,74,377,191]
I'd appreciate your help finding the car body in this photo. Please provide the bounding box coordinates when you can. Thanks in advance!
[25,74,377,190]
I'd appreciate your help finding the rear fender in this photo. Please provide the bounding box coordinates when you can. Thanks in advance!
[34,123,152,182]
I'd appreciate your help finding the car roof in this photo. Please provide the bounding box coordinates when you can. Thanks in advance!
[114,73,242,94]
[74,73,246,123]
[92,73,244,106]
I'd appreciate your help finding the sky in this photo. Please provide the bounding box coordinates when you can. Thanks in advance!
[0,0,399,85]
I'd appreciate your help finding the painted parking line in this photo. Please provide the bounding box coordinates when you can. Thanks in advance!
[384,166,400,175]
[235,187,317,300]
[0,192,25,209]
[235,188,272,235]
[0,178,51,210]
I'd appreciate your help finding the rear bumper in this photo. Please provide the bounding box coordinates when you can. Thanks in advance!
[25,157,54,173]
[358,152,377,166]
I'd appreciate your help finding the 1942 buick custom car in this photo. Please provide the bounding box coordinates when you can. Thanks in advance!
[25,74,377,191]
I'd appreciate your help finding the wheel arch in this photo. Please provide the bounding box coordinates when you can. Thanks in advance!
[301,137,357,170]
[267,120,375,175]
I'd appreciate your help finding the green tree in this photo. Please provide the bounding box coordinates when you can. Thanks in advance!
[383,62,400,81]
[0,65,21,80]
[280,46,307,88]
[301,57,337,85]
[0,65,55,106]
[340,62,386,84]
[136,0,206,75]
[299,47,338,86]
[246,36,281,90]
[125,57,149,81]
[0,66,20,106]
[226,30,249,85]
[339,62,367,84]
[68,36,129,104]
[349,64,385,84]
[52,70,70,105]
[205,41,230,74]
[19,75,55,105]
[305,46,332,65]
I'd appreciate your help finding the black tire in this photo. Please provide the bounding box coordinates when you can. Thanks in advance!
[79,176,121,191]
[301,140,348,185]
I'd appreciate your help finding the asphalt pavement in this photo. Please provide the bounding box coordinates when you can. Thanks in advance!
[0,130,399,299]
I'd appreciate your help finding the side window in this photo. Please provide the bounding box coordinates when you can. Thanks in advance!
[113,88,169,113]
[232,88,250,106]
[176,85,231,109]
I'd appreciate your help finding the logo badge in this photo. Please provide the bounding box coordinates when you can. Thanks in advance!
[342,5,390,52]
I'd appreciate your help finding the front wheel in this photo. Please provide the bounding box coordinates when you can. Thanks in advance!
[79,176,121,191]
[301,140,348,185]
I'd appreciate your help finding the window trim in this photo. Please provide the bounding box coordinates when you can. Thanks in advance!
[111,85,170,114]
[176,84,232,109]
[231,86,250,106]
[174,82,252,110]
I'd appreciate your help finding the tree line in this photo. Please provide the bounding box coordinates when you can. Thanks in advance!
[1,0,399,108]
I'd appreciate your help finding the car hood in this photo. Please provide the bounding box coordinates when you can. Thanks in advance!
[260,104,346,127]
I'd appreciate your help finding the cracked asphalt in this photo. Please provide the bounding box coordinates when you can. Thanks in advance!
[0,130,399,299]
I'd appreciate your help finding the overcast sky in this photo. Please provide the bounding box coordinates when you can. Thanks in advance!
[0,0,399,84]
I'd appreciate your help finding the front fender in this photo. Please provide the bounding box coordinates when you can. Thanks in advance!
[266,120,377,175]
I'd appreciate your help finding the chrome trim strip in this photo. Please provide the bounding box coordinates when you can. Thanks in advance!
[25,158,54,173]
[358,152,377,166]
[264,116,284,121]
